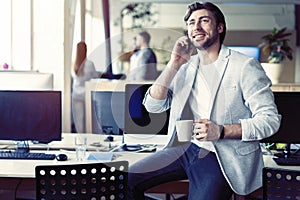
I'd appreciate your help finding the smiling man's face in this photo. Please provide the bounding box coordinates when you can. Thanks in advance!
[186,9,222,50]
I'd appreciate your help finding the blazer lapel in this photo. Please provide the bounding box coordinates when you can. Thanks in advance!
[208,46,230,117]
[174,57,199,115]
[166,58,199,146]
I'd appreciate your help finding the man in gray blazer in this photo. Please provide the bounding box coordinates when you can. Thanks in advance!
[127,2,281,200]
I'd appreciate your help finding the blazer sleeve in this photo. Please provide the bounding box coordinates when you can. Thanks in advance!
[143,87,172,113]
[239,58,281,141]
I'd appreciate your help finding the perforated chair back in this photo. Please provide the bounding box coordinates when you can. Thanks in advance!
[263,167,300,200]
[35,161,128,200]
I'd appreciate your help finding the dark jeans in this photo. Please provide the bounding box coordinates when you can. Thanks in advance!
[127,142,233,200]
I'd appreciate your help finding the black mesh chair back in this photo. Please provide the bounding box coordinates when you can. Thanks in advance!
[35,161,128,200]
[263,167,300,200]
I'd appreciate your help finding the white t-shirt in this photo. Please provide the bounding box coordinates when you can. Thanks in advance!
[188,60,221,152]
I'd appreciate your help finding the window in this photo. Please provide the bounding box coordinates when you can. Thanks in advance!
[0,0,31,70]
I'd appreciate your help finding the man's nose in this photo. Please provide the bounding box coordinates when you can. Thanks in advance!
[194,20,203,30]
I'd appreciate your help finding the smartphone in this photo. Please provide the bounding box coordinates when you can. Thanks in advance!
[185,33,192,53]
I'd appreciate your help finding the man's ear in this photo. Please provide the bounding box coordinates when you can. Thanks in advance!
[217,24,224,33]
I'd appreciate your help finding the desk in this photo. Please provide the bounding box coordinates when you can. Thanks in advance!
[0,133,299,200]
[0,133,150,200]
[0,133,150,177]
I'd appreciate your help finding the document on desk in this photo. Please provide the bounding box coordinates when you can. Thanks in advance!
[87,152,114,161]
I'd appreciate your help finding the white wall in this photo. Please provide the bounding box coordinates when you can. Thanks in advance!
[85,0,107,72]
[33,0,64,90]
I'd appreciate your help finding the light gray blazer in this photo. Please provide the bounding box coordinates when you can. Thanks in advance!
[143,46,281,195]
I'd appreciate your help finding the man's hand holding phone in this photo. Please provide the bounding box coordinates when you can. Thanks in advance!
[169,35,194,70]
[150,34,195,99]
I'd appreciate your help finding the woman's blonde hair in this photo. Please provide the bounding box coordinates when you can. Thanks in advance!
[74,41,87,76]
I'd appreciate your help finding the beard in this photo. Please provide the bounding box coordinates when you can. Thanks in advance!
[193,29,219,50]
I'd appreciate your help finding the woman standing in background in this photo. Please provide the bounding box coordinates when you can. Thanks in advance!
[72,41,99,133]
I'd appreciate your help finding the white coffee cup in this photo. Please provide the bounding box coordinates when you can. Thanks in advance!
[175,120,194,142]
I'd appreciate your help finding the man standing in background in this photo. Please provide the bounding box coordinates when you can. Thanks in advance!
[127,31,158,81]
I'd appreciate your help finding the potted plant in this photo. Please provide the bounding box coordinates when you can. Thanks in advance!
[115,3,157,72]
[116,3,157,55]
[259,27,293,83]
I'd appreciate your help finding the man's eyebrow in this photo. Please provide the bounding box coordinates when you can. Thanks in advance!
[199,16,211,20]
[187,15,211,23]
[187,18,195,23]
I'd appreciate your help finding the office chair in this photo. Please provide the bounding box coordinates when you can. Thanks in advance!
[263,167,300,200]
[35,161,128,200]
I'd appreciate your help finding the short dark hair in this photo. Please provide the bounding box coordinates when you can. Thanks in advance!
[138,31,151,44]
[183,1,226,45]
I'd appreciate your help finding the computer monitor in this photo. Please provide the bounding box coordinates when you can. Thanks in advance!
[91,91,125,135]
[260,92,300,157]
[228,46,260,61]
[0,91,61,152]
[123,84,170,145]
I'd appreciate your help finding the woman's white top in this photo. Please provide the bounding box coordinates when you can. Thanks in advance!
[72,60,99,101]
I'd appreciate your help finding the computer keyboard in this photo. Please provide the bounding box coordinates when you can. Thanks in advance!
[273,156,300,166]
[0,151,56,160]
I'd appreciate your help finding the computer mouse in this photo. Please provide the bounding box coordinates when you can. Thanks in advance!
[56,154,68,161]
[104,135,114,142]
